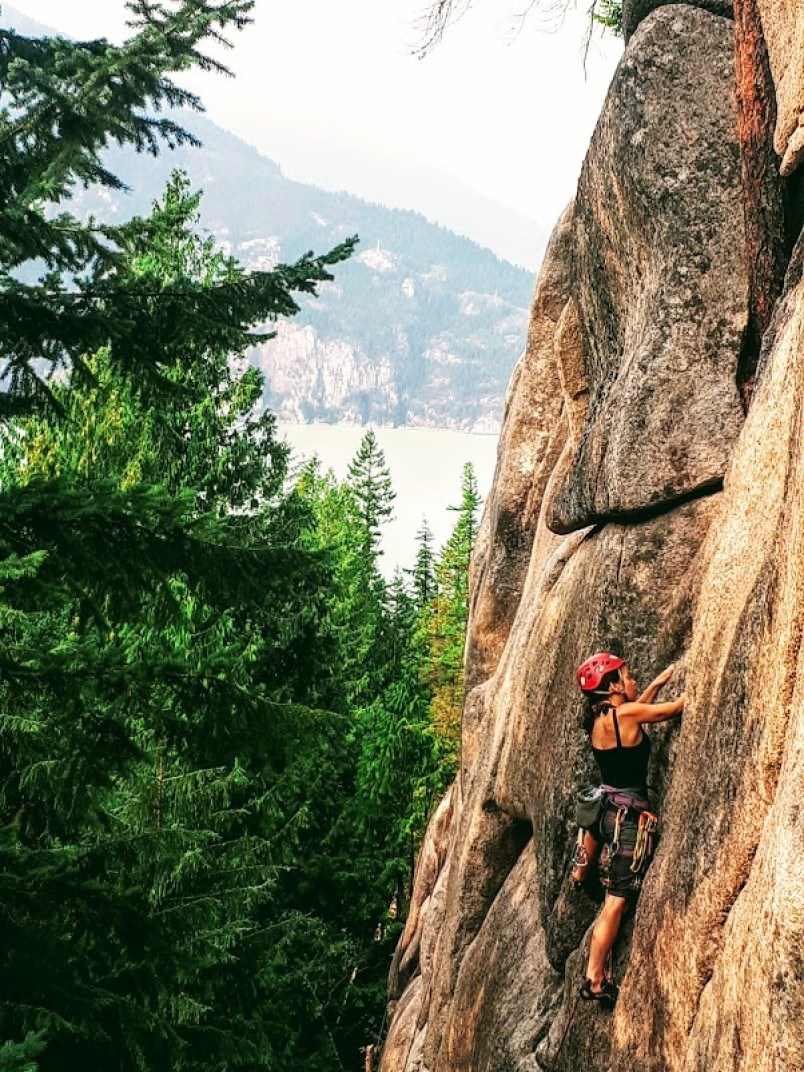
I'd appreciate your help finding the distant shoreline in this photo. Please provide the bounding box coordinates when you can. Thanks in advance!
[277,423,500,576]
[274,419,502,438]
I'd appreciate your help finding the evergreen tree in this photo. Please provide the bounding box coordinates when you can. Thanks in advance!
[352,567,442,922]
[428,462,482,765]
[0,0,258,415]
[346,428,396,555]
[409,518,436,611]
[0,169,357,1072]
[0,10,497,1070]
[0,7,359,1061]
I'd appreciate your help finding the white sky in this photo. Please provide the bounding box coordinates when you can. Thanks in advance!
[12,0,621,230]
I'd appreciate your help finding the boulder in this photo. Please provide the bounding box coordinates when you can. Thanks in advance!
[756,0,804,175]
[388,784,457,1001]
[381,7,803,1072]
[419,800,532,1068]
[380,976,426,1072]
[622,0,732,41]
[435,845,562,1072]
[550,7,748,534]
[415,492,718,1072]
[492,499,718,938]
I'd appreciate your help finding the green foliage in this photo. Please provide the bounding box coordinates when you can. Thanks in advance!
[410,519,436,610]
[0,1,353,420]
[0,8,371,1064]
[593,0,624,33]
[0,1035,46,1072]
[0,9,485,1070]
[0,0,250,413]
[0,168,357,1071]
[347,428,396,552]
[427,463,482,766]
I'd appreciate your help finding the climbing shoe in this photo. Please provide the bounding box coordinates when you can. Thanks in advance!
[578,978,619,1010]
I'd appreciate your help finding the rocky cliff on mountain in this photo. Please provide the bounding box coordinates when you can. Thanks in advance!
[381,3,804,1070]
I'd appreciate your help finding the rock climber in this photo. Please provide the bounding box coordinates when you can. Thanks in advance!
[571,652,684,1008]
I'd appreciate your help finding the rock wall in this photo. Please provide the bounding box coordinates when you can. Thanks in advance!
[756,0,804,176]
[381,4,803,1072]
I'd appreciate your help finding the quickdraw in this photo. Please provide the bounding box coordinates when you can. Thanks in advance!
[631,809,658,874]
[610,804,628,857]
[597,798,658,893]
[572,828,589,870]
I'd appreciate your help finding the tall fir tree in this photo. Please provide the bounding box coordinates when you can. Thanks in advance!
[0,166,358,1072]
[346,428,396,555]
[427,462,482,765]
[409,518,436,611]
[0,0,258,415]
[0,8,494,1069]
[0,5,367,1065]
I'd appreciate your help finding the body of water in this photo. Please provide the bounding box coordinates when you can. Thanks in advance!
[278,423,500,577]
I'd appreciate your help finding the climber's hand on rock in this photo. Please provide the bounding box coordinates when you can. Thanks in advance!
[637,663,678,704]
[654,663,675,688]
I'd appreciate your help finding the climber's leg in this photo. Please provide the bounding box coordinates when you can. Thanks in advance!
[586,893,628,989]
[571,829,600,885]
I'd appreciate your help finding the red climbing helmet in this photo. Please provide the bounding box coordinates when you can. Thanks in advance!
[576,652,625,694]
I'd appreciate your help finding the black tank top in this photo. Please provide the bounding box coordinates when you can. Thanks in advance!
[591,707,651,795]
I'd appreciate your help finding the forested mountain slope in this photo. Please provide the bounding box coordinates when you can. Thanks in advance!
[5,5,536,432]
[86,117,535,431]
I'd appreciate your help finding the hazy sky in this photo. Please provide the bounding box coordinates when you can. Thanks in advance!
[12,0,621,231]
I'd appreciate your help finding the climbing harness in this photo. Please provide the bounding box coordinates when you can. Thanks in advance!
[595,794,658,894]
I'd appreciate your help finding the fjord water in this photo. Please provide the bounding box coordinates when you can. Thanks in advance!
[278,423,499,576]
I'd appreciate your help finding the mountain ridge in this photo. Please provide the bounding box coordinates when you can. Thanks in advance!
[5,3,536,432]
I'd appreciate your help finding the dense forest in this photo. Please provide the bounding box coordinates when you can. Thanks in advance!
[0,4,482,1070]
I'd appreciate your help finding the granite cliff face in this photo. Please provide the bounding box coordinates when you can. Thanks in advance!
[381,3,804,1070]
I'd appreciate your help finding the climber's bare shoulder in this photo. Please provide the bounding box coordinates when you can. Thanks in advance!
[618,695,685,726]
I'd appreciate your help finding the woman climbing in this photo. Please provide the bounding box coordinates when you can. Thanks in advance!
[571,652,684,1008]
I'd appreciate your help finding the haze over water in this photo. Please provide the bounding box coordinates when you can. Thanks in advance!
[279,423,500,577]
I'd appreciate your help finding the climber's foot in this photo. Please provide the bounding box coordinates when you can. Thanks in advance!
[578,978,619,1010]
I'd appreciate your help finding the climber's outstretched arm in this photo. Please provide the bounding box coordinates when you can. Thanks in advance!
[620,695,685,725]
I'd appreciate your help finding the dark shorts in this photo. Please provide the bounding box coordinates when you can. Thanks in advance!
[592,794,655,900]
